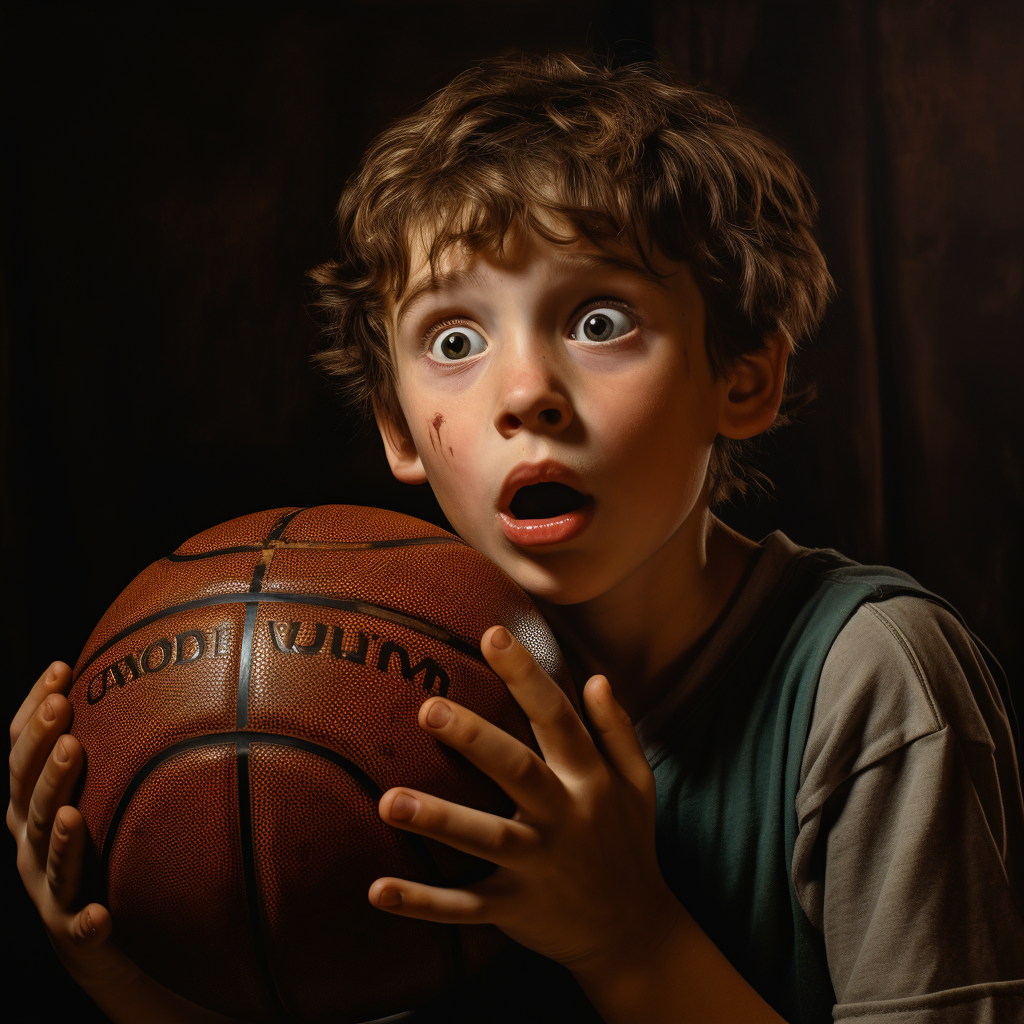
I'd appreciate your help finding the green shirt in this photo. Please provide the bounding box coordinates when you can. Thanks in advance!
[649,547,1014,1024]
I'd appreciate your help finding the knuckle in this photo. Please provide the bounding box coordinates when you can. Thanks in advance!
[505,749,541,788]
[500,644,535,680]
[548,698,581,733]
[453,892,488,924]
[27,809,49,838]
[511,644,540,672]
[491,822,524,859]
[37,753,57,787]
[456,715,482,746]
[586,766,615,803]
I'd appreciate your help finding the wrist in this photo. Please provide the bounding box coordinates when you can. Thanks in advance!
[569,895,688,1020]
[572,903,787,1024]
[45,923,144,1008]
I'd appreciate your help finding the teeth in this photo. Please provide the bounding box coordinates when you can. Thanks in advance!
[509,482,586,520]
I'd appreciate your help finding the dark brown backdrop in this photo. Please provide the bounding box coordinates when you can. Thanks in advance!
[3,2,1021,1018]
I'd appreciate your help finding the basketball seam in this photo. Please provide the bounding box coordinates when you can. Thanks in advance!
[99,730,471,998]
[166,536,466,561]
[235,737,291,1021]
[99,731,471,889]
[235,507,301,1019]
[266,507,309,544]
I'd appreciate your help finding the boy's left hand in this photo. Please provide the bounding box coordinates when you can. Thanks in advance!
[368,624,682,977]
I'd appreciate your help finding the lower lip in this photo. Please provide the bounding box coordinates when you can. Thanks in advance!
[497,504,593,547]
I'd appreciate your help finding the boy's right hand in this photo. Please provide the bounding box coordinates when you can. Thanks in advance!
[7,662,142,997]
[9,663,241,1023]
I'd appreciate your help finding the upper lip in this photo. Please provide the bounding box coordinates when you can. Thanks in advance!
[497,460,590,516]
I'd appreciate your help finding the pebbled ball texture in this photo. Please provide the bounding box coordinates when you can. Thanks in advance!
[69,505,578,1023]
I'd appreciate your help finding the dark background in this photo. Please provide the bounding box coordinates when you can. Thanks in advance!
[4,2,1021,1019]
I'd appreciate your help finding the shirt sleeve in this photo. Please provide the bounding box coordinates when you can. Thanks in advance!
[793,596,1024,1022]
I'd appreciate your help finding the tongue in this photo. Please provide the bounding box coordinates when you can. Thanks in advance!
[509,482,587,520]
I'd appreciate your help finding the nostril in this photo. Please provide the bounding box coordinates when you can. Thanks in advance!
[540,409,561,425]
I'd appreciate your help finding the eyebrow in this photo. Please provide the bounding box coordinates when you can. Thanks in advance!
[394,267,488,331]
[548,250,669,282]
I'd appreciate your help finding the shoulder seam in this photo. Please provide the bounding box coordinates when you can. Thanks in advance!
[862,602,943,729]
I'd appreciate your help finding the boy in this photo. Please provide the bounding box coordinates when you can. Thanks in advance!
[9,55,1024,1023]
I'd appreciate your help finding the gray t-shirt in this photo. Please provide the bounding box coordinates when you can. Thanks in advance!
[637,532,1024,1022]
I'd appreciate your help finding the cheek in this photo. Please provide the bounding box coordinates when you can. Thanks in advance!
[424,412,455,459]
[398,359,489,468]
[409,411,493,529]
[591,362,715,464]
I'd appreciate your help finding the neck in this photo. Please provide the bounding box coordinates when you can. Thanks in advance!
[537,512,759,721]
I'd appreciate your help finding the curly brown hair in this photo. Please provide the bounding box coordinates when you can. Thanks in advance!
[311,54,832,503]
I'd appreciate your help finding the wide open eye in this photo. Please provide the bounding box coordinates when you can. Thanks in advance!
[427,325,487,362]
[571,307,635,343]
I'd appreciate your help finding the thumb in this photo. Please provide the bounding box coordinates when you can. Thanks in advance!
[67,903,114,948]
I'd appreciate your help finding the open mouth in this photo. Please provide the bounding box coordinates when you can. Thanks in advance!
[508,482,589,520]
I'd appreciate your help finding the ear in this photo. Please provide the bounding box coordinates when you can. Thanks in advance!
[373,402,429,485]
[717,332,790,440]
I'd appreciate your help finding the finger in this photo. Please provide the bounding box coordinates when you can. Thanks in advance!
[482,626,594,770]
[379,786,536,865]
[47,804,88,909]
[9,691,73,818]
[417,697,563,818]
[63,902,114,949]
[46,807,112,950]
[583,675,655,802]
[28,735,85,855]
[10,662,72,747]
[368,876,491,924]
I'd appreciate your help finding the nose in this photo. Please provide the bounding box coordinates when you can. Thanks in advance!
[493,350,574,439]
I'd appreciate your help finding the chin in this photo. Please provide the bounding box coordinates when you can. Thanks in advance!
[500,552,610,607]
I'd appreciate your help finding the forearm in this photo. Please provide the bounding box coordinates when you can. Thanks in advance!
[572,903,788,1024]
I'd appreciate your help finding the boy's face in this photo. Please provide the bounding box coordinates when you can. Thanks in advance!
[379,230,730,605]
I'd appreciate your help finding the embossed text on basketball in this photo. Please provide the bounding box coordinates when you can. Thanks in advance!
[269,620,451,697]
[85,625,232,706]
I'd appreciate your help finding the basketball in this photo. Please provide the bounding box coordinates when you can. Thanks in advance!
[68,505,578,1023]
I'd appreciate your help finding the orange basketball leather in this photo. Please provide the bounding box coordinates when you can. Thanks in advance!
[69,505,578,1023]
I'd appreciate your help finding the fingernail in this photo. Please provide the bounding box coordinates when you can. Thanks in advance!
[491,626,513,649]
[377,887,402,908]
[55,737,70,763]
[42,697,57,722]
[54,813,68,837]
[390,792,418,821]
[84,908,97,936]
[425,701,451,728]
